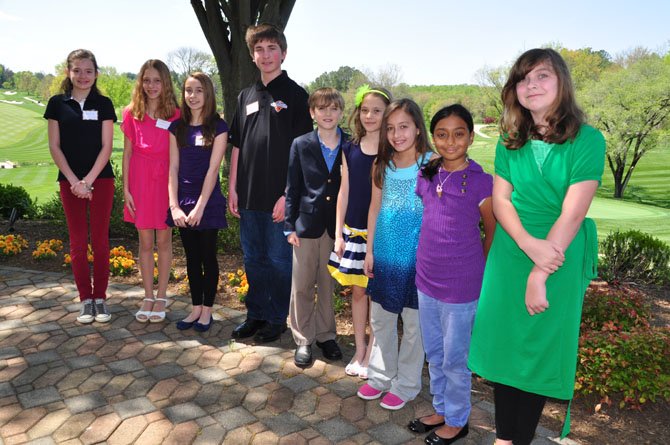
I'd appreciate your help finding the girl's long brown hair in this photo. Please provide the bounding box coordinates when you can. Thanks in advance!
[372,99,431,188]
[174,72,220,149]
[500,48,584,149]
[128,59,178,121]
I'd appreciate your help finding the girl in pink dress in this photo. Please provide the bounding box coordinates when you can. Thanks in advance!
[121,59,180,322]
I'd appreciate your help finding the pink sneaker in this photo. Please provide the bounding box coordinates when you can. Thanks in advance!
[357,383,382,400]
[379,392,405,410]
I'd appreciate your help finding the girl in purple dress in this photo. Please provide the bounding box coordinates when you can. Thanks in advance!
[167,72,228,332]
[408,105,496,445]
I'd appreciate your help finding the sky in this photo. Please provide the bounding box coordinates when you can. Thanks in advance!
[0,0,668,86]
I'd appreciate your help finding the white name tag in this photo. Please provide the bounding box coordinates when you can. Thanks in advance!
[246,101,259,116]
[155,119,171,130]
[82,110,98,120]
[195,135,204,146]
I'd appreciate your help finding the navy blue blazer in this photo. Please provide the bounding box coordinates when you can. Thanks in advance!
[284,128,346,239]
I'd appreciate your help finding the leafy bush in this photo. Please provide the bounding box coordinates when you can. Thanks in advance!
[599,230,670,285]
[581,285,650,331]
[0,183,37,219]
[576,325,670,408]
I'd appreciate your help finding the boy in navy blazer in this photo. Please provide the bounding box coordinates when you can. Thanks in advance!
[285,88,346,367]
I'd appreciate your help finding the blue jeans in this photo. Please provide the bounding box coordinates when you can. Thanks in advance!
[418,290,477,427]
[239,209,292,324]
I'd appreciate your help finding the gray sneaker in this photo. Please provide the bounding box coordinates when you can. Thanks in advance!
[77,300,96,324]
[94,298,111,323]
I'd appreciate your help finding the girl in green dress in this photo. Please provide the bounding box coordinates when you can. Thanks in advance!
[468,48,605,445]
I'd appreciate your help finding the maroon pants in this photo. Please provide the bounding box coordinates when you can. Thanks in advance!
[60,178,114,301]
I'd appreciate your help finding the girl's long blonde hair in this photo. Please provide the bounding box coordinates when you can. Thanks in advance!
[128,59,178,121]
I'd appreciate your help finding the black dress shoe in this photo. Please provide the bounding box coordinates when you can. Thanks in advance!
[315,339,342,360]
[294,345,312,368]
[232,319,267,339]
[424,424,469,445]
[408,417,445,433]
[254,323,286,343]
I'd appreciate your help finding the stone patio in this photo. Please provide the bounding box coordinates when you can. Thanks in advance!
[0,266,575,444]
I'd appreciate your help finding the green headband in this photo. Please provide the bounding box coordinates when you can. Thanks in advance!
[354,84,389,107]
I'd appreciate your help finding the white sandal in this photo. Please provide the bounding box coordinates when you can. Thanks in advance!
[135,298,154,323]
[345,361,362,377]
[149,297,168,323]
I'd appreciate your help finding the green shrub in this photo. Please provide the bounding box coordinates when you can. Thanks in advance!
[38,192,65,221]
[218,211,241,253]
[576,325,670,408]
[581,286,650,332]
[0,183,37,219]
[599,230,670,285]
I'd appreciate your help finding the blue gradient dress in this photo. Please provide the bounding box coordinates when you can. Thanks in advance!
[367,153,430,314]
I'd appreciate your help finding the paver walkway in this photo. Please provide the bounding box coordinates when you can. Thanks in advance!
[0,266,574,445]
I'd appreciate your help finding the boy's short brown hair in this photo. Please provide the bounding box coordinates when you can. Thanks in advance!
[245,23,287,56]
[308,87,345,111]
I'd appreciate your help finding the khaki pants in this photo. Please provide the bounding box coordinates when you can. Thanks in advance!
[289,231,337,346]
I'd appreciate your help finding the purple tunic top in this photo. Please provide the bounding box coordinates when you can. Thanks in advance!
[415,160,492,303]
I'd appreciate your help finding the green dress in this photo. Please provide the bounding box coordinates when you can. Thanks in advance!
[468,125,605,400]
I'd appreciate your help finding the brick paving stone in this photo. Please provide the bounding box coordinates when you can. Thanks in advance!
[0,406,46,437]
[76,335,106,355]
[163,402,207,424]
[36,334,68,352]
[101,328,134,341]
[218,351,243,370]
[261,412,308,437]
[57,368,92,391]
[291,391,318,418]
[101,374,135,398]
[175,348,202,367]
[65,354,101,370]
[0,346,20,360]
[123,375,156,399]
[96,340,126,358]
[278,432,308,445]
[107,415,148,445]
[107,358,144,375]
[138,332,169,345]
[0,403,21,428]
[64,391,107,414]
[78,412,121,445]
[79,370,114,394]
[26,408,71,440]
[147,362,185,380]
[193,383,225,407]
[267,387,294,414]
[218,383,247,410]
[280,374,319,394]
[0,382,14,398]
[25,436,57,444]
[340,396,366,423]
[0,363,27,383]
[222,426,253,444]
[252,430,279,444]
[194,423,225,445]
[52,412,96,442]
[213,405,256,431]
[195,347,223,367]
[24,350,60,366]
[146,378,180,402]
[12,363,49,387]
[67,326,97,337]
[242,386,271,412]
[115,341,145,360]
[235,369,273,388]
[27,322,61,333]
[17,387,61,408]
[315,392,340,419]
[193,367,229,385]
[162,420,199,445]
[31,299,60,309]
[326,378,360,399]
[238,353,263,372]
[134,418,172,445]
[367,421,416,445]
[112,396,157,419]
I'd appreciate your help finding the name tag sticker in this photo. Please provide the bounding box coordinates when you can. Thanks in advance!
[82,110,98,120]
[155,119,171,130]
[246,101,259,115]
[195,135,204,146]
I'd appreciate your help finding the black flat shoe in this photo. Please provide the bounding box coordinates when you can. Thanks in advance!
[232,319,266,338]
[408,418,445,433]
[294,345,312,368]
[316,339,342,360]
[176,319,196,330]
[254,322,286,343]
[194,315,213,332]
[424,424,469,445]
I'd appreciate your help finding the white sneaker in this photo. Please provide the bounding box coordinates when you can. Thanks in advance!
[93,299,111,323]
[77,300,95,324]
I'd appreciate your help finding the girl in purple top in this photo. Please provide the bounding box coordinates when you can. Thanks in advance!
[167,73,228,332]
[408,105,495,444]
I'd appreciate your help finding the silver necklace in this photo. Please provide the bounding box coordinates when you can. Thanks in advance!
[436,160,469,198]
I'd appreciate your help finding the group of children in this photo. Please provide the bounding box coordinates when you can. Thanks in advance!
[46,23,604,445]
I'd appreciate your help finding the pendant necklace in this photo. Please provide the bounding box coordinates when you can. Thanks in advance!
[436,160,469,198]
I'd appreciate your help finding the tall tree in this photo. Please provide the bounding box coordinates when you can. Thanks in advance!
[191,0,296,119]
[475,64,508,121]
[559,47,612,90]
[167,47,216,84]
[308,66,364,93]
[581,53,670,198]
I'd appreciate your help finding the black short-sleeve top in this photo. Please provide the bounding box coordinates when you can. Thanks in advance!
[44,90,117,181]
[229,71,313,212]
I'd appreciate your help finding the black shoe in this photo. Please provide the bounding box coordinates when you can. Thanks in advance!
[408,417,445,433]
[424,424,469,445]
[315,339,342,360]
[232,319,267,339]
[194,315,213,332]
[294,345,312,368]
[254,323,286,343]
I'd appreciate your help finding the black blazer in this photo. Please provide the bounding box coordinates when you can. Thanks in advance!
[284,128,345,239]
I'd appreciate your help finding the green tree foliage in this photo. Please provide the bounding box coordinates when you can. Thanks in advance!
[97,67,134,111]
[307,66,364,93]
[559,47,612,89]
[580,53,670,198]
